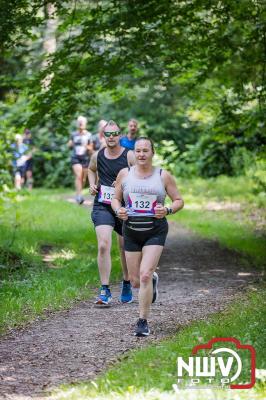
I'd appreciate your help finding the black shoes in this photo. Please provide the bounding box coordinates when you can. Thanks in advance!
[134,318,150,337]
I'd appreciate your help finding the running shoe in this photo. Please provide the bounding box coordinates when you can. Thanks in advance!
[120,281,133,303]
[152,272,159,303]
[75,195,84,205]
[95,288,112,305]
[134,318,150,337]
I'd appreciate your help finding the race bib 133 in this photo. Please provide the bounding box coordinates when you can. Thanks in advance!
[98,185,115,205]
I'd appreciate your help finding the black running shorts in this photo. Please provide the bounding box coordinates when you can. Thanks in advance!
[71,156,89,168]
[91,202,123,236]
[123,218,168,252]
[14,166,27,178]
[25,159,33,172]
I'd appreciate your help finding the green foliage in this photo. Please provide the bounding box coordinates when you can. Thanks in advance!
[32,125,73,187]
[0,0,265,185]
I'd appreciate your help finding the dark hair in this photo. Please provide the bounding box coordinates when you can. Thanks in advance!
[135,137,155,154]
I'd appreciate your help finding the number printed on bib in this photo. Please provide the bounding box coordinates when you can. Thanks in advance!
[128,193,157,215]
[98,185,115,205]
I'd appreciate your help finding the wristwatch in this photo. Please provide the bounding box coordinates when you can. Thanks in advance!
[115,207,121,216]
[165,207,173,215]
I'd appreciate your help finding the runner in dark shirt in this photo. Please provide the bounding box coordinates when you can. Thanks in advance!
[88,120,135,305]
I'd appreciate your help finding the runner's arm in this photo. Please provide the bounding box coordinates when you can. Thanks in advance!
[163,171,184,213]
[154,170,184,218]
[127,150,135,166]
[111,169,128,220]
[88,152,98,195]
[87,139,94,155]
[67,139,73,148]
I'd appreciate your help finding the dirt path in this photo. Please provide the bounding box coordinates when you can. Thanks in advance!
[0,209,261,399]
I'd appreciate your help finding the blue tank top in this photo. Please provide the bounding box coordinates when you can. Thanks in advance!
[120,136,136,150]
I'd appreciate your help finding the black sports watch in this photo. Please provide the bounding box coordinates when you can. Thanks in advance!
[165,207,173,215]
[115,207,121,216]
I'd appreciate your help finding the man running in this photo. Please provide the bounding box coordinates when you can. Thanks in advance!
[88,120,135,305]
[112,137,184,336]
[68,116,93,204]
[120,119,138,150]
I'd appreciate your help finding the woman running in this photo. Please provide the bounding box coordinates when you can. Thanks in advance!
[111,137,184,336]
[68,116,93,204]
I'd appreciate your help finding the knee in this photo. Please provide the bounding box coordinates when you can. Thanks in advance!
[98,239,110,255]
[140,271,152,285]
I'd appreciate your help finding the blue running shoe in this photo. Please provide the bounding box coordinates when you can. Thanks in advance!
[95,287,112,305]
[120,281,133,303]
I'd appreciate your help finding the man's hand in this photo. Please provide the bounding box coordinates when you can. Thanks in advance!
[117,207,128,221]
[89,184,98,195]
[154,204,167,219]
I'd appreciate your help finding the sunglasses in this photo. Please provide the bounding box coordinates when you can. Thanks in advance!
[104,131,120,137]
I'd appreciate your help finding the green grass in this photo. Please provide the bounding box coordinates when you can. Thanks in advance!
[0,189,122,333]
[168,175,266,269]
[50,287,266,399]
[172,209,266,268]
[177,175,266,208]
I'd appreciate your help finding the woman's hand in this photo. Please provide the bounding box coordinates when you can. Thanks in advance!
[154,203,167,219]
[89,184,98,195]
[117,207,128,221]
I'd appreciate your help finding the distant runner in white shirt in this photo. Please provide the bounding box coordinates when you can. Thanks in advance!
[68,116,93,204]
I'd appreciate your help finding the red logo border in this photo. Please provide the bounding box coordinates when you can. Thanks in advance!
[191,337,256,389]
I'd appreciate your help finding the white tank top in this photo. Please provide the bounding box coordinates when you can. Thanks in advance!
[122,166,166,217]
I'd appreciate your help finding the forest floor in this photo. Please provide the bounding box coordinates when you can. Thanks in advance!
[0,203,261,400]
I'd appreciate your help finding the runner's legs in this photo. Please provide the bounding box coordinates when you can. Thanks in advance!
[82,166,88,188]
[125,251,142,288]
[26,170,33,190]
[139,245,164,319]
[95,225,113,285]
[72,163,83,197]
[117,234,130,281]
[15,172,22,190]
